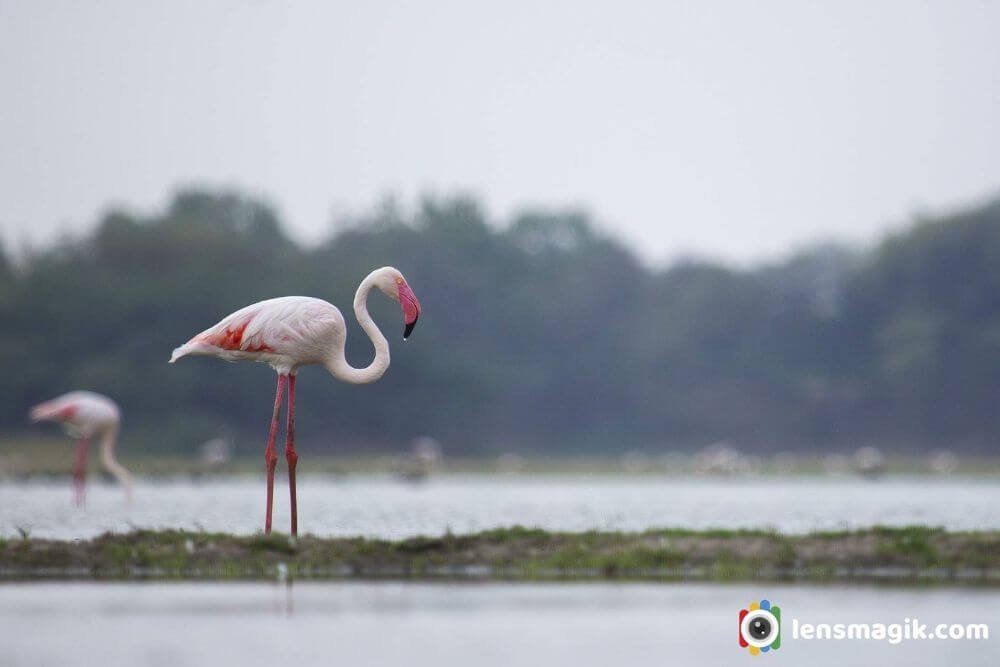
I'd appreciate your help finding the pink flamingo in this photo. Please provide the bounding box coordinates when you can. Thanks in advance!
[169,266,422,536]
[29,391,133,505]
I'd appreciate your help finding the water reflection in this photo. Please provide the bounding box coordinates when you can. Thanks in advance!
[1,582,996,666]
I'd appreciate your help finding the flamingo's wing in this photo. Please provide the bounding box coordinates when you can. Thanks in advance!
[201,306,276,354]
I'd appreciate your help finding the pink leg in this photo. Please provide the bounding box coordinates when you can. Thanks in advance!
[73,438,90,507]
[285,374,299,536]
[264,374,287,535]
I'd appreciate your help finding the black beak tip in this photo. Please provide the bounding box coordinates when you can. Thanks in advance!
[403,319,417,340]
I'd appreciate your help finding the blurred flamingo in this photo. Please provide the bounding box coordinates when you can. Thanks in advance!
[29,391,133,505]
[169,266,422,535]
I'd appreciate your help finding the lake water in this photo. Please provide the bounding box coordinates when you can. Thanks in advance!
[1,582,996,666]
[1,474,997,538]
[3,476,998,665]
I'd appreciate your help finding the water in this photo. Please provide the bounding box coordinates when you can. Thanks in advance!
[3,476,997,664]
[1,474,997,538]
[1,582,995,666]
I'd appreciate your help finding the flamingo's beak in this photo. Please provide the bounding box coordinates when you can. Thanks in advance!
[399,281,421,340]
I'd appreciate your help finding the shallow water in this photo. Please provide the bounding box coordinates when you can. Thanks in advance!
[2,582,996,666]
[0,474,997,538]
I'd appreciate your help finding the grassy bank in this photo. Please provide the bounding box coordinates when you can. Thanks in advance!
[1,526,998,584]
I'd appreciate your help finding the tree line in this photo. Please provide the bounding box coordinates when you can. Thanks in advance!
[2,189,999,455]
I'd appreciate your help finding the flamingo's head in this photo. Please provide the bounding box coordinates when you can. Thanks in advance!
[376,268,422,339]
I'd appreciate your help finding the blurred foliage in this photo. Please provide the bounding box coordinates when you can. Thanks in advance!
[2,189,1000,455]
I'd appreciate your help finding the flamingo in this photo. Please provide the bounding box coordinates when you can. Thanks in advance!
[29,391,133,505]
[169,266,422,536]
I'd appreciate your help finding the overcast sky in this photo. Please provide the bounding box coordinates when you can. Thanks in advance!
[1,1,998,265]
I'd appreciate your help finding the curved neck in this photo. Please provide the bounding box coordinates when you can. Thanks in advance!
[99,424,133,501]
[325,271,391,384]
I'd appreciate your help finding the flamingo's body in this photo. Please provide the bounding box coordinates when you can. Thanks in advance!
[170,297,348,374]
[29,391,133,505]
[170,266,421,535]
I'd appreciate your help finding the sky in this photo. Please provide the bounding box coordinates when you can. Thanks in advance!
[1,1,998,266]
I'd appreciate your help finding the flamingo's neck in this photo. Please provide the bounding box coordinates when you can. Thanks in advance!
[325,270,391,384]
[99,423,133,501]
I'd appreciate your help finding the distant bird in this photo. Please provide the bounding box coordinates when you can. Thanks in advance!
[854,446,887,479]
[393,436,444,483]
[170,266,422,536]
[29,391,133,505]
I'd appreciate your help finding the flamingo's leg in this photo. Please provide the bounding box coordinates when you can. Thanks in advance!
[285,374,299,536]
[264,374,287,535]
[73,438,90,507]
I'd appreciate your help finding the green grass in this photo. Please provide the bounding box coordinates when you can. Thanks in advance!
[0,525,998,584]
[872,525,942,566]
[246,533,296,555]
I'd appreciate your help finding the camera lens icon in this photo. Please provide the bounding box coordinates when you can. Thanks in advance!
[743,610,777,644]
[738,599,781,655]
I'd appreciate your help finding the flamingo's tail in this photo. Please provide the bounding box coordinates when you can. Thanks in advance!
[169,340,207,363]
[29,399,69,422]
[29,401,55,422]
